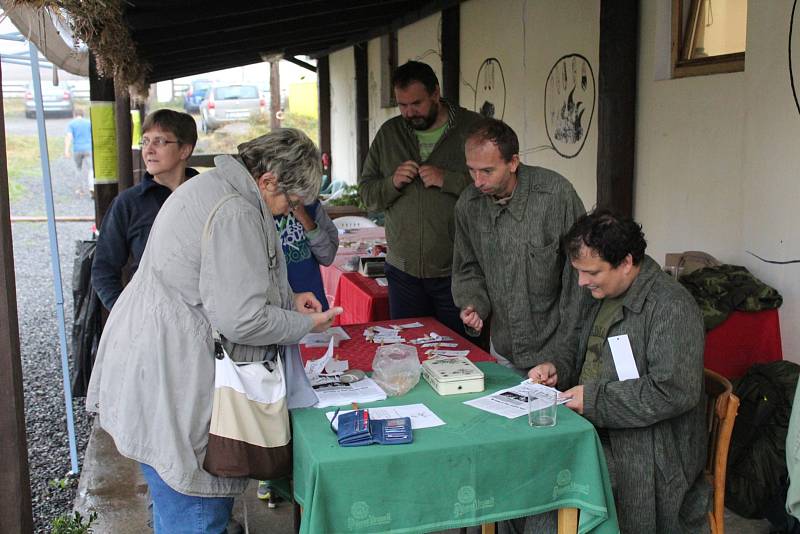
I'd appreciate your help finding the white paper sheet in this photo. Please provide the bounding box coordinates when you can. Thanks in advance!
[326,403,445,430]
[300,326,351,347]
[304,338,335,383]
[608,334,640,380]
[324,358,349,374]
[312,377,388,408]
[463,382,570,419]
[426,349,470,358]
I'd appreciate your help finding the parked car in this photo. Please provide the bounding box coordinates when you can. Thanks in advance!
[24,82,74,118]
[182,79,213,113]
[198,84,264,133]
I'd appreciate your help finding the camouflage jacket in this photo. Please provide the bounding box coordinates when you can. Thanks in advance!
[679,265,782,330]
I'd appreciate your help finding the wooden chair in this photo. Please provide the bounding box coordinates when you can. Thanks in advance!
[704,368,740,534]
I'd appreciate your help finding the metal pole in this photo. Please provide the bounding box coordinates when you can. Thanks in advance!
[28,41,80,475]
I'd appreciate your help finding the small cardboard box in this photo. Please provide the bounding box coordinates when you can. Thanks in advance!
[358,256,386,277]
[422,356,485,395]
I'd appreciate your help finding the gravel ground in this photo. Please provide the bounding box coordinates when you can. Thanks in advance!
[10,150,96,533]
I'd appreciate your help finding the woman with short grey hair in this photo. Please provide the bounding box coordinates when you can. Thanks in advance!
[87,128,342,533]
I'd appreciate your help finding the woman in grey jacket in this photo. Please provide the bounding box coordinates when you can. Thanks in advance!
[87,129,342,533]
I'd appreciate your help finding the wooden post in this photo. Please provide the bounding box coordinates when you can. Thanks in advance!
[441,5,460,104]
[354,42,369,177]
[318,56,332,180]
[115,83,133,194]
[596,0,638,217]
[0,58,34,534]
[270,60,281,130]
[89,54,118,229]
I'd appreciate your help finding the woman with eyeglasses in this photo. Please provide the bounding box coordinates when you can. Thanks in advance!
[86,128,342,533]
[91,109,199,311]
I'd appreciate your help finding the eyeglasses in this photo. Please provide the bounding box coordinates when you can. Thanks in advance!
[141,137,179,148]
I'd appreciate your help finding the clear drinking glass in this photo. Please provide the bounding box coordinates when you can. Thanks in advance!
[528,393,557,428]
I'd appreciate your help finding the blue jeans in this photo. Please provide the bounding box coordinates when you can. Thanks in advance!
[140,463,233,534]
[384,262,466,337]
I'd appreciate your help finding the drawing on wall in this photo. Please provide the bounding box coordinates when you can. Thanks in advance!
[474,58,507,120]
[544,54,595,159]
[790,0,800,116]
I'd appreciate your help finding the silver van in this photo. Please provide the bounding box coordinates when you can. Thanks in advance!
[199,84,263,133]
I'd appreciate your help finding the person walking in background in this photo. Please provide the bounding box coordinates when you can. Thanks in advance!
[64,107,93,196]
[91,109,198,311]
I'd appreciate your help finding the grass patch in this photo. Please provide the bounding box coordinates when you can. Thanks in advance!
[193,113,319,156]
[5,134,66,200]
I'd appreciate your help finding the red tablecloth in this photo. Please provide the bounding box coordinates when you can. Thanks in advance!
[299,317,494,371]
[704,309,783,379]
[333,273,389,325]
[321,227,389,325]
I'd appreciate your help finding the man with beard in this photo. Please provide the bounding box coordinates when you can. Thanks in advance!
[358,61,481,334]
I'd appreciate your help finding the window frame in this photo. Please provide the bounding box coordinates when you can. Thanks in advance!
[671,0,745,78]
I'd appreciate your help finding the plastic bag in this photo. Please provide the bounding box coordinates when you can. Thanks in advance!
[371,344,421,397]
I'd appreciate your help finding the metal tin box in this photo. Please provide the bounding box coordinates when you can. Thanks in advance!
[421,356,485,395]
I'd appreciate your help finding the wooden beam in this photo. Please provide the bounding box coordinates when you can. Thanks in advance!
[355,42,369,178]
[318,56,332,180]
[596,0,638,217]
[0,57,34,534]
[270,60,282,130]
[441,4,460,103]
[311,0,462,59]
[89,54,118,230]
[115,84,133,193]
[284,56,317,72]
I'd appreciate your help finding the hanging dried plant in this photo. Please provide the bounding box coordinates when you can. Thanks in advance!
[7,0,150,95]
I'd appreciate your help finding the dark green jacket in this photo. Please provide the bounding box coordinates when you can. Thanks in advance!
[554,256,710,533]
[358,101,482,278]
[451,164,586,368]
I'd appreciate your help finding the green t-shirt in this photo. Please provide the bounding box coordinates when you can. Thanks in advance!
[415,122,447,161]
[580,295,625,384]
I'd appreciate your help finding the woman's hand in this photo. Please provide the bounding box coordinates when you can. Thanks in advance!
[310,307,344,332]
[294,292,322,313]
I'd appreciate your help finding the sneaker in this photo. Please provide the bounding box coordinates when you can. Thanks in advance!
[268,492,280,509]
[256,481,271,501]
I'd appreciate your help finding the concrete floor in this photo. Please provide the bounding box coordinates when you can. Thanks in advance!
[75,421,774,533]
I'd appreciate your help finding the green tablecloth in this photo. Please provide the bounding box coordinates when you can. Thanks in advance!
[292,362,619,533]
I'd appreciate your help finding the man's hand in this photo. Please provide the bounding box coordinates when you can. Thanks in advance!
[460,305,483,333]
[294,292,322,313]
[310,307,344,332]
[392,160,419,190]
[562,385,584,414]
[418,164,444,188]
[528,362,558,387]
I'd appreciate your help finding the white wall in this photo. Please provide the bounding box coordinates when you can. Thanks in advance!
[366,13,443,142]
[637,1,800,361]
[461,0,600,207]
[329,47,357,184]
[740,2,800,361]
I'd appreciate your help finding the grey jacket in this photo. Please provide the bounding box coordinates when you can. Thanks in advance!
[554,256,710,533]
[86,155,314,497]
[451,164,586,368]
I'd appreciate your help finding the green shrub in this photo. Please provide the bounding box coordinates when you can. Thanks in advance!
[51,511,97,534]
